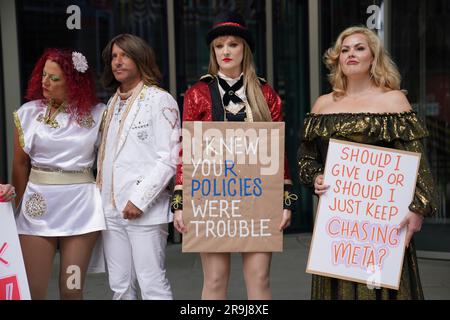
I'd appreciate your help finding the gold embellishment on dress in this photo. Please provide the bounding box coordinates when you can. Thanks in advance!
[13,111,25,148]
[162,107,179,129]
[36,101,68,128]
[25,193,47,218]
[301,111,428,142]
[76,113,95,128]
[171,194,183,210]
[284,191,298,207]
[32,165,92,174]
[36,113,59,129]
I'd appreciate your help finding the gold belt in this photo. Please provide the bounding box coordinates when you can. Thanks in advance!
[29,167,95,185]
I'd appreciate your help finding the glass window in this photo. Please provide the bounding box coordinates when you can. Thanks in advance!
[174,0,266,108]
[273,0,310,231]
[16,0,168,102]
[390,0,450,252]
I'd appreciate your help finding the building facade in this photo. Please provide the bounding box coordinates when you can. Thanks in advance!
[1,0,449,256]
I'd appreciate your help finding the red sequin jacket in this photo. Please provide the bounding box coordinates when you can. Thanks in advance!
[175,76,292,188]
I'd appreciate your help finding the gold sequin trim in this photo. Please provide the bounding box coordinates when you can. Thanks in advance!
[25,193,47,218]
[77,113,95,129]
[13,111,25,148]
[36,113,60,128]
[284,191,299,207]
[171,194,183,210]
[99,109,107,133]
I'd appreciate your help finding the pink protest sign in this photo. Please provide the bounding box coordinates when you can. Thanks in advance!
[0,202,31,300]
[306,139,421,290]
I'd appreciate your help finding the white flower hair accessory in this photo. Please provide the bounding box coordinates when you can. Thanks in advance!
[72,51,88,73]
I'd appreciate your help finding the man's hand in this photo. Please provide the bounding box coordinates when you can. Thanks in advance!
[122,201,143,220]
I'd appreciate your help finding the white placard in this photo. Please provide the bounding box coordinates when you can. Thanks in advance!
[306,139,421,290]
[0,202,31,300]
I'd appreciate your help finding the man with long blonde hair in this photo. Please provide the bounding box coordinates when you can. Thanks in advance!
[98,34,180,300]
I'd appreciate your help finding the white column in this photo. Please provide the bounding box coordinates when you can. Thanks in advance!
[383,0,391,52]
[265,0,274,86]
[308,0,321,220]
[308,0,320,106]
[167,0,177,98]
[0,0,21,180]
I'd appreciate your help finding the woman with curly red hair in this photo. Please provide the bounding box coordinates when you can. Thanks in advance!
[12,48,106,299]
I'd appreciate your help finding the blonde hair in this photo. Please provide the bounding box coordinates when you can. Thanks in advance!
[323,26,401,99]
[208,36,272,122]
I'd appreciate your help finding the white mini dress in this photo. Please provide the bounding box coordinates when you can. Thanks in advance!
[14,100,106,236]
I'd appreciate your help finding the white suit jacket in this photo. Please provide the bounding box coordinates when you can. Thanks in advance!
[102,85,181,225]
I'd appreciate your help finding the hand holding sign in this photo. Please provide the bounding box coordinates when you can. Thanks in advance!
[0,184,16,203]
[314,174,329,195]
[399,211,424,248]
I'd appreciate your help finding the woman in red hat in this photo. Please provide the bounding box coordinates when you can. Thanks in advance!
[172,11,298,299]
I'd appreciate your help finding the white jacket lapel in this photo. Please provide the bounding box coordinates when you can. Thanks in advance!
[115,93,143,157]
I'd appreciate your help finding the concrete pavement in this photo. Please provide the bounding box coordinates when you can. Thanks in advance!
[46,233,450,300]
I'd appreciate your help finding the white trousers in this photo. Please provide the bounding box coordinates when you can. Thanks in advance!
[102,215,173,300]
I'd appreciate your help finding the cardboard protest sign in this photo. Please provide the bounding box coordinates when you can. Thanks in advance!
[306,139,421,290]
[0,202,31,300]
[182,121,284,252]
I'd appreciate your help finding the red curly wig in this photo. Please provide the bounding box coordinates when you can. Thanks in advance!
[25,48,99,115]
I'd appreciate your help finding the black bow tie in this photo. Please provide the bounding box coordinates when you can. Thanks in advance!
[218,76,244,106]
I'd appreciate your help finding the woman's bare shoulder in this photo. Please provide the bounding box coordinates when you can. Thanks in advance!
[311,93,334,114]
[379,90,412,113]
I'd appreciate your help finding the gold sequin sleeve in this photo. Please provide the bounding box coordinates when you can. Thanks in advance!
[297,118,324,187]
[393,138,438,217]
[298,140,324,187]
[13,111,25,148]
